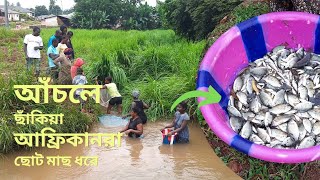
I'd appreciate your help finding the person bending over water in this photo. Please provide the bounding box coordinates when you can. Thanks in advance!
[120,107,143,138]
[96,76,122,115]
[161,102,190,143]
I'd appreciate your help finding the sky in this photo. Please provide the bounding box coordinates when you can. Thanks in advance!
[0,0,161,10]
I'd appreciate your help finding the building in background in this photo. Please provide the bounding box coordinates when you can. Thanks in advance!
[9,6,34,17]
[0,6,20,21]
[40,14,73,27]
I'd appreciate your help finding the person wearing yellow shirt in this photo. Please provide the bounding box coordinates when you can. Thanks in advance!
[96,76,122,115]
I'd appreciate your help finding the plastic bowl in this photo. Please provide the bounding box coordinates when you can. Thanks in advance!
[197,12,320,163]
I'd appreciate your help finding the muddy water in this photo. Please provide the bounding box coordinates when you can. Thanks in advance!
[0,119,240,180]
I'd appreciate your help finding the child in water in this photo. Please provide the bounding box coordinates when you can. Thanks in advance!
[161,102,190,143]
[120,107,143,138]
[96,76,122,115]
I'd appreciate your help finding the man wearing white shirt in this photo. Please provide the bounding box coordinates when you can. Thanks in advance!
[23,26,43,78]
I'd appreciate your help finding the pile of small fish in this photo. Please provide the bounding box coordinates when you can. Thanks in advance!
[228,46,320,149]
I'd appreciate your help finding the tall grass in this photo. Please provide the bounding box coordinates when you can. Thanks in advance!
[39,28,205,120]
[0,28,205,153]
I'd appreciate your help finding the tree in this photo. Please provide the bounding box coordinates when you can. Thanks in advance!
[50,5,62,15]
[16,2,21,7]
[158,0,242,40]
[269,0,320,14]
[35,5,49,16]
[49,0,56,12]
[63,8,74,15]
[72,0,161,29]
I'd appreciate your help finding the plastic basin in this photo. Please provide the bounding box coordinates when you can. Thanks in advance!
[197,12,320,163]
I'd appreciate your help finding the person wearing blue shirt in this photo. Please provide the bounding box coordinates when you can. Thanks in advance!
[48,30,62,48]
[47,38,60,83]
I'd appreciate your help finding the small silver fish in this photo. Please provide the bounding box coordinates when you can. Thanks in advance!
[230,117,243,133]
[298,124,307,141]
[273,89,285,106]
[303,119,312,133]
[260,90,274,107]
[270,129,288,141]
[228,106,242,117]
[294,101,313,111]
[240,121,252,139]
[250,134,264,145]
[236,91,248,105]
[264,112,273,127]
[264,76,282,88]
[287,120,299,141]
[298,136,315,149]
[308,108,320,120]
[312,122,320,135]
[298,86,308,100]
[233,76,243,92]
[250,97,261,114]
[282,137,295,147]
[269,104,292,115]
[257,128,271,143]
[272,115,291,126]
[250,67,268,76]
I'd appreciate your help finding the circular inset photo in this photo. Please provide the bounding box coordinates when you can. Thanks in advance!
[197,11,320,164]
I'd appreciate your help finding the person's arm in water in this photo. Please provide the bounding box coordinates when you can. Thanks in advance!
[124,123,143,135]
[122,102,136,119]
[119,121,129,133]
[168,120,188,136]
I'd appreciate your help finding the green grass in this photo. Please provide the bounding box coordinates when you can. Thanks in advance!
[39,28,206,120]
[0,27,205,154]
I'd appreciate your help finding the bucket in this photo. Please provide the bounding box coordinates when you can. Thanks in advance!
[161,129,177,145]
[197,12,320,163]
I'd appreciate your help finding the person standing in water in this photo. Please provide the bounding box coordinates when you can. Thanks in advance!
[122,90,149,124]
[161,102,190,143]
[96,76,122,115]
[120,107,143,138]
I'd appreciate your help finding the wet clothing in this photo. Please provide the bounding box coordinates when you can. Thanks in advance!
[174,112,190,143]
[109,97,122,105]
[133,100,147,124]
[128,117,143,138]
